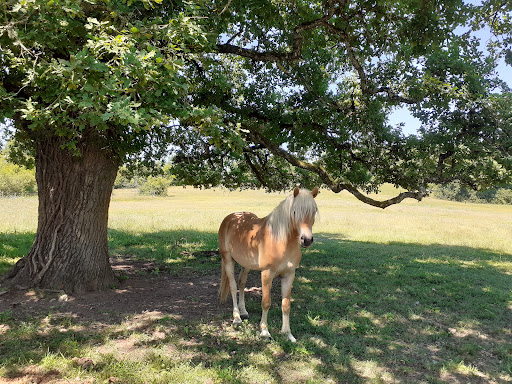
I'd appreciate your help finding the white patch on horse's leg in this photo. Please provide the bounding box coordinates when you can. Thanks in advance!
[238,267,250,320]
[260,308,271,339]
[225,260,242,324]
[280,271,296,343]
[260,270,273,339]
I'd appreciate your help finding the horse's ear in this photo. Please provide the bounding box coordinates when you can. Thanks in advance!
[293,187,300,197]
[312,187,319,198]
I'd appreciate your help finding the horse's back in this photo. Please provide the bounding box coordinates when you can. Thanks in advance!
[219,212,260,239]
[218,211,264,255]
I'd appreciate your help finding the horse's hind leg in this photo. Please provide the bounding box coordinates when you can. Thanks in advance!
[238,267,250,320]
[223,255,243,324]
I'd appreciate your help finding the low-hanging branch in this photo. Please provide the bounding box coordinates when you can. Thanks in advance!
[246,126,427,209]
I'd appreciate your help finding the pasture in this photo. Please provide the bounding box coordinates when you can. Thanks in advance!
[1,186,511,383]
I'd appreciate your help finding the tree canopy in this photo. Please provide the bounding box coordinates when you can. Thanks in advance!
[1,0,511,208]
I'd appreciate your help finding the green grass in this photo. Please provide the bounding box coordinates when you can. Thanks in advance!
[1,187,511,383]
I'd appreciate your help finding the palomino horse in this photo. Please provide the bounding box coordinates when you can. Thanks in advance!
[218,187,319,342]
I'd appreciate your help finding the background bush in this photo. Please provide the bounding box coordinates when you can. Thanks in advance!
[432,182,512,205]
[138,176,171,196]
[114,167,145,189]
[0,155,36,196]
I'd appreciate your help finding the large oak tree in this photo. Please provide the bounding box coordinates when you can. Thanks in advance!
[1,0,511,292]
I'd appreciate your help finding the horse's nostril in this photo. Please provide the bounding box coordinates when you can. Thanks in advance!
[301,236,313,247]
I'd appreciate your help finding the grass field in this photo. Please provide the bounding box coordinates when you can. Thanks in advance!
[1,186,511,383]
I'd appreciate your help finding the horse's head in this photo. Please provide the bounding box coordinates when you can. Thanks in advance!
[291,186,319,248]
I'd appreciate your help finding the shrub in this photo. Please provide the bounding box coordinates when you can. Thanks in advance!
[114,171,143,189]
[494,188,512,205]
[138,176,170,196]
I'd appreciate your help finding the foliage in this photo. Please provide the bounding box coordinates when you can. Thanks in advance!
[169,0,512,207]
[115,162,176,194]
[114,164,162,189]
[114,167,143,189]
[0,0,511,209]
[0,152,36,195]
[0,0,211,162]
[475,1,512,66]
[432,181,512,204]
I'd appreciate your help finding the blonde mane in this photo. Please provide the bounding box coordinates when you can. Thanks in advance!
[266,189,318,241]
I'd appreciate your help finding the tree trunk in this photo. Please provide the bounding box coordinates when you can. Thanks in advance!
[5,138,120,293]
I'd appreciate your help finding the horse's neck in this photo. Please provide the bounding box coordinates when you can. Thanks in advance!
[263,215,299,244]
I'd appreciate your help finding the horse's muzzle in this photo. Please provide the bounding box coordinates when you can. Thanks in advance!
[300,235,314,248]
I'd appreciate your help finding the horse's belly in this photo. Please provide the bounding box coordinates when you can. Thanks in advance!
[230,240,295,272]
[230,245,262,270]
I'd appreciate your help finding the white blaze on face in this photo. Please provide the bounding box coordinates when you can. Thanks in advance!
[298,220,314,248]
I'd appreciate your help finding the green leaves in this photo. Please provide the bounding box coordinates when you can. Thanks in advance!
[1,0,212,158]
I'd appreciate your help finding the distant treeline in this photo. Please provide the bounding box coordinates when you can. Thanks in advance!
[114,165,174,196]
[432,182,512,205]
[0,154,36,196]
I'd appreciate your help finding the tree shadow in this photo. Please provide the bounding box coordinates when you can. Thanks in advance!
[0,232,34,275]
[107,228,220,275]
[0,230,511,383]
[292,233,512,383]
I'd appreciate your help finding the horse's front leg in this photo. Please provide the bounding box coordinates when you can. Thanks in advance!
[281,270,297,343]
[260,269,274,339]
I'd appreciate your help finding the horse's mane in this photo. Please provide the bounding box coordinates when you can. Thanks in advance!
[266,189,318,241]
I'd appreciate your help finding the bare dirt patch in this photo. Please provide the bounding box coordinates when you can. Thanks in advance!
[0,258,237,325]
[0,258,267,384]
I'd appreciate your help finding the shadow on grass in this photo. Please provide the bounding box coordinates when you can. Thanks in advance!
[0,230,511,383]
[108,228,219,272]
[0,232,35,275]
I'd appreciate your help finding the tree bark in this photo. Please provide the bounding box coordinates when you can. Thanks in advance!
[5,138,120,293]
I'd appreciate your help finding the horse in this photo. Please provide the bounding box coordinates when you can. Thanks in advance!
[218,186,319,342]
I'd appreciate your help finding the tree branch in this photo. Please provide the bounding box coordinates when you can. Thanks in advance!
[216,42,301,62]
[216,1,420,105]
[216,1,338,62]
[245,126,427,208]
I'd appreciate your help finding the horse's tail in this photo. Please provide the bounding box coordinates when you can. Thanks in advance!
[219,256,230,303]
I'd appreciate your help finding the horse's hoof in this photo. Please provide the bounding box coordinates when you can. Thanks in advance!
[233,317,243,325]
[260,329,272,339]
[282,332,296,343]
[240,313,249,320]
